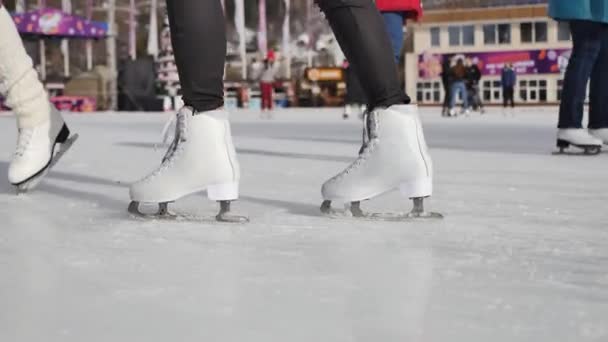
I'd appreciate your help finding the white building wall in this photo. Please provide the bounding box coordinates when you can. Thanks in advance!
[408,17,573,105]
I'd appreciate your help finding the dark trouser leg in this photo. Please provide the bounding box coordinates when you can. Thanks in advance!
[558,20,603,128]
[509,88,515,107]
[316,0,409,110]
[166,0,225,112]
[588,24,608,129]
[382,11,406,64]
[442,81,450,110]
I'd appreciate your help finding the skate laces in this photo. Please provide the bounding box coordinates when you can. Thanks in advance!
[330,111,379,182]
[141,110,189,183]
[14,128,34,157]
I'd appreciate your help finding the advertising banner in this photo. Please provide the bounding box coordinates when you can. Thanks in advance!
[418,48,571,79]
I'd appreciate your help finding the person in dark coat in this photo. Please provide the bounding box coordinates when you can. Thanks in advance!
[440,56,452,116]
[501,63,516,111]
[465,59,484,113]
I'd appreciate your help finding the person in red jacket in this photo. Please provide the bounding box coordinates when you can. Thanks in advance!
[376,0,423,62]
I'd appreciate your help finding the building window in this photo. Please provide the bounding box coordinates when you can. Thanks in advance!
[483,24,496,44]
[430,27,441,47]
[417,81,441,104]
[484,24,511,45]
[462,25,475,46]
[535,22,548,42]
[498,24,511,44]
[448,26,461,46]
[482,80,503,103]
[558,22,571,41]
[521,22,548,43]
[448,25,475,46]
[519,79,548,103]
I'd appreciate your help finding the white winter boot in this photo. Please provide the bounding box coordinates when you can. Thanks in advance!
[321,104,441,219]
[589,128,608,145]
[129,107,246,222]
[1,6,77,192]
[556,129,602,155]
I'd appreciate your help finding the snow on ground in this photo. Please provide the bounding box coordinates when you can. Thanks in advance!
[0,107,607,342]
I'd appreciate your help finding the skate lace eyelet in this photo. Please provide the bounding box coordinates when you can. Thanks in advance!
[139,113,189,184]
[14,129,35,157]
[330,139,378,182]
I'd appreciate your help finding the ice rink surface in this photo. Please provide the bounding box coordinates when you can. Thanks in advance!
[0,107,607,341]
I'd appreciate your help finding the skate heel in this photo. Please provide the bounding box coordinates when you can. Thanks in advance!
[399,177,433,199]
[55,124,71,144]
[556,139,570,149]
[207,182,239,201]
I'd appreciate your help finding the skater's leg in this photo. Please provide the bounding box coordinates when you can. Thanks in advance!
[588,24,608,130]
[0,6,52,128]
[316,0,409,109]
[449,82,459,109]
[1,5,75,189]
[165,0,226,112]
[558,20,602,129]
[381,11,406,64]
[131,0,245,221]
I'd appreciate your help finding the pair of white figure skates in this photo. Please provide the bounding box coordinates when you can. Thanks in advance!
[127,104,441,222]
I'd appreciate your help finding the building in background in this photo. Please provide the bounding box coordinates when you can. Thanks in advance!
[410,0,571,105]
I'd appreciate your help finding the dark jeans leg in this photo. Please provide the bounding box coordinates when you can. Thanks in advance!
[588,24,608,129]
[382,11,406,64]
[558,20,603,128]
[316,0,409,110]
[166,0,225,112]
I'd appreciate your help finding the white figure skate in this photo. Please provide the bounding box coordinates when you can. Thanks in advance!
[128,107,247,223]
[589,128,608,146]
[320,104,442,220]
[555,129,602,155]
[9,107,78,193]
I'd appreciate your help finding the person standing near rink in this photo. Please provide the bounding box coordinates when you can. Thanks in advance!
[501,63,516,115]
[0,4,77,193]
[549,0,608,154]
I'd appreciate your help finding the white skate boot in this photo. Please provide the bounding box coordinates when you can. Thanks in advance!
[321,104,442,220]
[1,6,78,192]
[8,105,78,193]
[556,129,602,155]
[589,129,608,145]
[128,107,247,222]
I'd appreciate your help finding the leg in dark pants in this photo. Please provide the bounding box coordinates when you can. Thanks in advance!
[558,20,604,129]
[588,24,608,129]
[316,0,409,110]
[503,87,514,108]
[165,0,226,112]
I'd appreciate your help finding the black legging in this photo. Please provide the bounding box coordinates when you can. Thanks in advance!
[166,0,408,112]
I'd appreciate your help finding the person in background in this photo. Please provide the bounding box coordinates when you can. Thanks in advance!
[440,55,452,116]
[448,58,469,117]
[260,58,276,118]
[501,63,516,114]
[375,0,423,64]
[465,58,484,114]
[549,0,607,153]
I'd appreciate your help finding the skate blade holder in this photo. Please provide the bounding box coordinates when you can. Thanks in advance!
[128,200,249,223]
[12,133,80,195]
[554,140,602,155]
[321,197,443,220]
